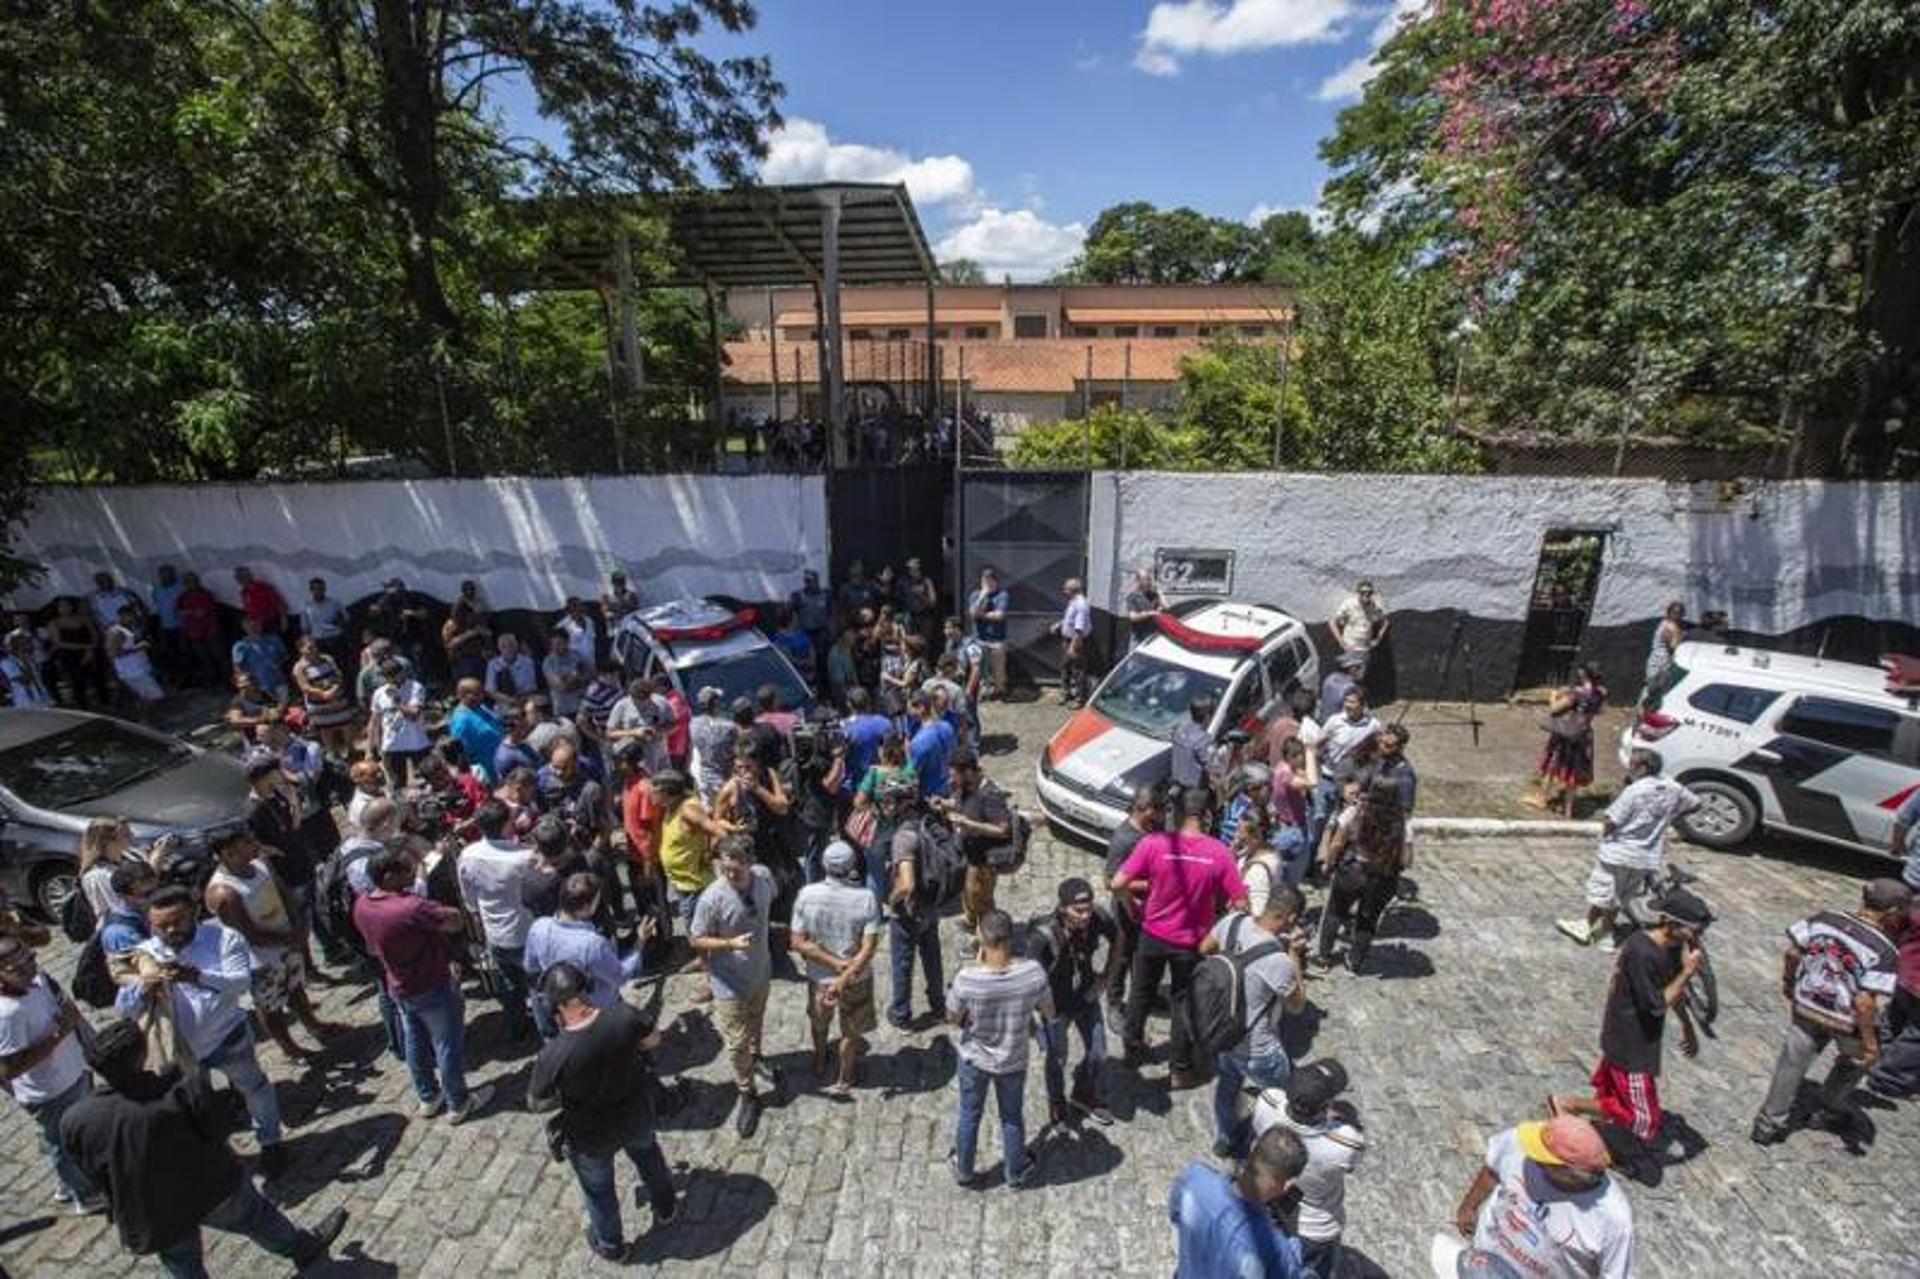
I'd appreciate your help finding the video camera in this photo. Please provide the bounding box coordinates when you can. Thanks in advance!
[790,708,845,771]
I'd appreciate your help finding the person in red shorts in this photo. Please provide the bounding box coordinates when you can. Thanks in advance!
[1549,888,1712,1178]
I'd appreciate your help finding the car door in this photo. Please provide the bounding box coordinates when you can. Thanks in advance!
[1261,637,1312,715]
[1746,694,1915,849]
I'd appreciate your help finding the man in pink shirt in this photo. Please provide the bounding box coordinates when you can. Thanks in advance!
[1110,786,1249,1089]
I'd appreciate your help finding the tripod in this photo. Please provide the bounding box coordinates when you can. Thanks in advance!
[1393,617,1483,747]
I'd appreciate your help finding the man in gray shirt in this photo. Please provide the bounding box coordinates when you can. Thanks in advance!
[946,909,1055,1189]
[1206,887,1309,1161]
[1170,695,1217,792]
[790,842,883,1097]
[690,837,776,1136]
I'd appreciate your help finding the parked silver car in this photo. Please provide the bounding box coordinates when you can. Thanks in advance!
[0,707,252,917]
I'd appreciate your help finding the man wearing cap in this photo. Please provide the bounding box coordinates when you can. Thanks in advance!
[1169,1125,1311,1277]
[790,842,884,1098]
[1445,1115,1635,1279]
[1328,581,1388,682]
[1550,888,1711,1174]
[1030,877,1118,1127]
[1751,878,1910,1145]
[1252,1059,1364,1279]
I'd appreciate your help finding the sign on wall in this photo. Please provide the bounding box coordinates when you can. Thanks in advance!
[1154,547,1235,596]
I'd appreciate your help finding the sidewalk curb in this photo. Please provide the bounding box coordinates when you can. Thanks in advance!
[1411,817,1600,839]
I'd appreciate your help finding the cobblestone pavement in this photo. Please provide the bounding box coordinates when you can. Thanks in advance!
[4,697,1917,1278]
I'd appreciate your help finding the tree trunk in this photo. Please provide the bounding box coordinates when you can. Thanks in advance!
[1848,195,1920,475]
[370,0,458,338]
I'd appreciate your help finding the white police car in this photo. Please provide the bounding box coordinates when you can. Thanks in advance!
[1624,641,1920,858]
[610,599,813,714]
[1035,600,1318,842]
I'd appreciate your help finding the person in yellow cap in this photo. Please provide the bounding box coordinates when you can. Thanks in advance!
[1437,1114,1636,1279]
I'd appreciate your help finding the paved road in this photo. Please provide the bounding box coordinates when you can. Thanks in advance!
[4,697,1916,1278]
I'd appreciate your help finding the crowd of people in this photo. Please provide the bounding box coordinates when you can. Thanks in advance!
[1,560,1916,1278]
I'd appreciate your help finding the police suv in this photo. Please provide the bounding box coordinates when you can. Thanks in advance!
[1624,641,1920,858]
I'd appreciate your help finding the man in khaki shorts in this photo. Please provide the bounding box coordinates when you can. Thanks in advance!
[690,836,777,1137]
[790,842,884,1099]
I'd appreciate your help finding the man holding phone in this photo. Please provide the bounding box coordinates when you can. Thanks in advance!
[690,837,777,1137]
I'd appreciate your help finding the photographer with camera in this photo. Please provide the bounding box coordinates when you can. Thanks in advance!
[535,740,613,856]
[791,710,849,886]
[527,960,679,1262]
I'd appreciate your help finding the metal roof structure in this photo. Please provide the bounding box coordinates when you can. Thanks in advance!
[524,182,936,292]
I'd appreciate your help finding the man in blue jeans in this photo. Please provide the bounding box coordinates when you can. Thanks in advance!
[456,799,540,1045]
[883,823,946,1030]
[113,887,291,1178]
[1029,878,1117,1128]
[355,848,494,1124]
[0,937,102,1213]
[62,1018,347,1279]
[529,962,678,1261]
[1206,887,1310,1161]
[947,909,1054,1189]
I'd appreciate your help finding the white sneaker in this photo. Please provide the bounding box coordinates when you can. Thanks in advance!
[1596,932,1618,953]
[416,1095,447,1119]
[1554,919,1595,946]
[447,1082,494,1125]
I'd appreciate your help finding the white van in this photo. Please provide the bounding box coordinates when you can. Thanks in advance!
[1622,641,1920,858]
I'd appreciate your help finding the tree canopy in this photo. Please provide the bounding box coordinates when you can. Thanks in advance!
[1058,202,1321,287]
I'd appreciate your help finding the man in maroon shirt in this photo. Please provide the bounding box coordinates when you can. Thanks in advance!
[1868,896,1920,1098]
[352,849,494,1124]
[234,566,288,639]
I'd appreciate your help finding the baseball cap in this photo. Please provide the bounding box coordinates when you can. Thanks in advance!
[823,841,858,879]
[1864,878,1914,913]
[243,752,283,780]
[1516,1116,1610,1173]
[1056,877,1094,908]
[1285,1059,1349,1115]
[1336,650,1367,671]
[1651,887,1713,927]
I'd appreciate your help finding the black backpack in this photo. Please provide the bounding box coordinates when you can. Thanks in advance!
[1185,913,1284,1061]
[980,785,1031,875]
[316,838,382,961]
[71,934,117,1008]
[909,812,967,907]
[60,885,96,944]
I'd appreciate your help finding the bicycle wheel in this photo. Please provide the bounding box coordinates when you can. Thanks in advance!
[1684,951,1719,1030]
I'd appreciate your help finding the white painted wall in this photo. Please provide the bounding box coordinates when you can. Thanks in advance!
[1089,474,1919,632]
[10,475,828,610]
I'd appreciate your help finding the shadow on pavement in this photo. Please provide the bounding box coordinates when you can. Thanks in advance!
[629,1171,776,1263]
[270,1113,407,1208]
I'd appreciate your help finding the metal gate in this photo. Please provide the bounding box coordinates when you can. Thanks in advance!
[959,470,1089,686]
[1513,527,1610,691]
[827,464,948,592]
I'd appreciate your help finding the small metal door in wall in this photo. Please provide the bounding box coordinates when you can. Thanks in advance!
[1513,528,1610,692]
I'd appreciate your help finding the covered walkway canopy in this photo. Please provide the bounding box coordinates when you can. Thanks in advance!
[519,182,939,462]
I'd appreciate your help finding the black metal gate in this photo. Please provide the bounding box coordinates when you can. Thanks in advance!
[827,464,948,593]
[959,470,1089,685]
[1513,527,1610,691]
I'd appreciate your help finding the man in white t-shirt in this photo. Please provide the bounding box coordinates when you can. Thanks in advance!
[106,604,165,712]
[1556,750,1698,951]
[0,938,103,1212]
[367,659,431,791]
[456,801,541,1044]
[1252,1059,1365,1279]
[1442,1115,1635,1279]
[1327,581,1388,678]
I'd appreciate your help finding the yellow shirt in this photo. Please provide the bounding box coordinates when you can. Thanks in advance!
[659,799,715,895]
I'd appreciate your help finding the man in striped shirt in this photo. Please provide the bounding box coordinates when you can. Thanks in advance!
[947,910,1054,1189]
[574,655,625,767]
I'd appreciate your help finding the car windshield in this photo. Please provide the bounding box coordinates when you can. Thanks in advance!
[0,719,192,810]
[677,647,812,713]
[1090,652,1229,740]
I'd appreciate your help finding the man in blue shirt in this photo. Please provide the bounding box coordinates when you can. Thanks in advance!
[789,570,834,683]
[968,568,1011,699]
[523,873,638,1038]
[841,688,892,797]
[907,691,956,800]
[1051,577,1093,708]
[771,611,814,681]
[1169,1126,1310,1278]
[448,679,508,785]
[231,615,289,702]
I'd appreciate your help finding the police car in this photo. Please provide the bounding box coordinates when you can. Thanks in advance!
[1623,641,1920,857]
[611,599,813,713]
[1035,600,1318,843]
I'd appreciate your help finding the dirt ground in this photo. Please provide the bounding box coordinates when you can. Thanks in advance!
[1382,698,1632,820]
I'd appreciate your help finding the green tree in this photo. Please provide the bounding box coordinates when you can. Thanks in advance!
[1009,405,1188,470]
[940,258,986,284]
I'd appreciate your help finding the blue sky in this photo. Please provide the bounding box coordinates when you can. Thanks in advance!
[505,1,1415,278]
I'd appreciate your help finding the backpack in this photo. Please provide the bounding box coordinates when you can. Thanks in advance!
[1186,913,1284,1061]
[60,884,96,944]
[983,794,1032,875]
[71,934,116,1009]
[909,812,967,907]
[316,838,382,960]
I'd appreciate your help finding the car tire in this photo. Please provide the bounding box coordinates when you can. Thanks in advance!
[31,861,80,922]
[1677,778,1759,849]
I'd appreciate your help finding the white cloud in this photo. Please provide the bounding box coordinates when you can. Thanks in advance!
[1134,0,1355,76]
[1247,195,1333,233]
[935,208,1087,282]
[761,118,976,207]
[1315,0,1425,101]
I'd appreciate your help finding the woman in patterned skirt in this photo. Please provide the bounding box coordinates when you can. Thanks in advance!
[293,634,357,758]
[1529,664,1606,819]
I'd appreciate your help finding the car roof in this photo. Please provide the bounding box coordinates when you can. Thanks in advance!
[621,598,771,668]
[1676,641,1917,710]
[1135,600,1302,677]
[0,707,93,751]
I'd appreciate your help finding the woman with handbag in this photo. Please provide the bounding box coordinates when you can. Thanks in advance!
[1527,664,1606,819]
[1313,776,1410,975]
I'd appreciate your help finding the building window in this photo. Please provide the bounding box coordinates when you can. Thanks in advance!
[1197,325,1217,337]
[932,327,951,340]
[964,326,992,340]
[885,328,911,340]
[1088,390,1122,410]
[1153,325,1179,338]
[1013,314,1049,339]
[1239,324,1266,337]
[1071,325,1098,338]
[848,327,872,340]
